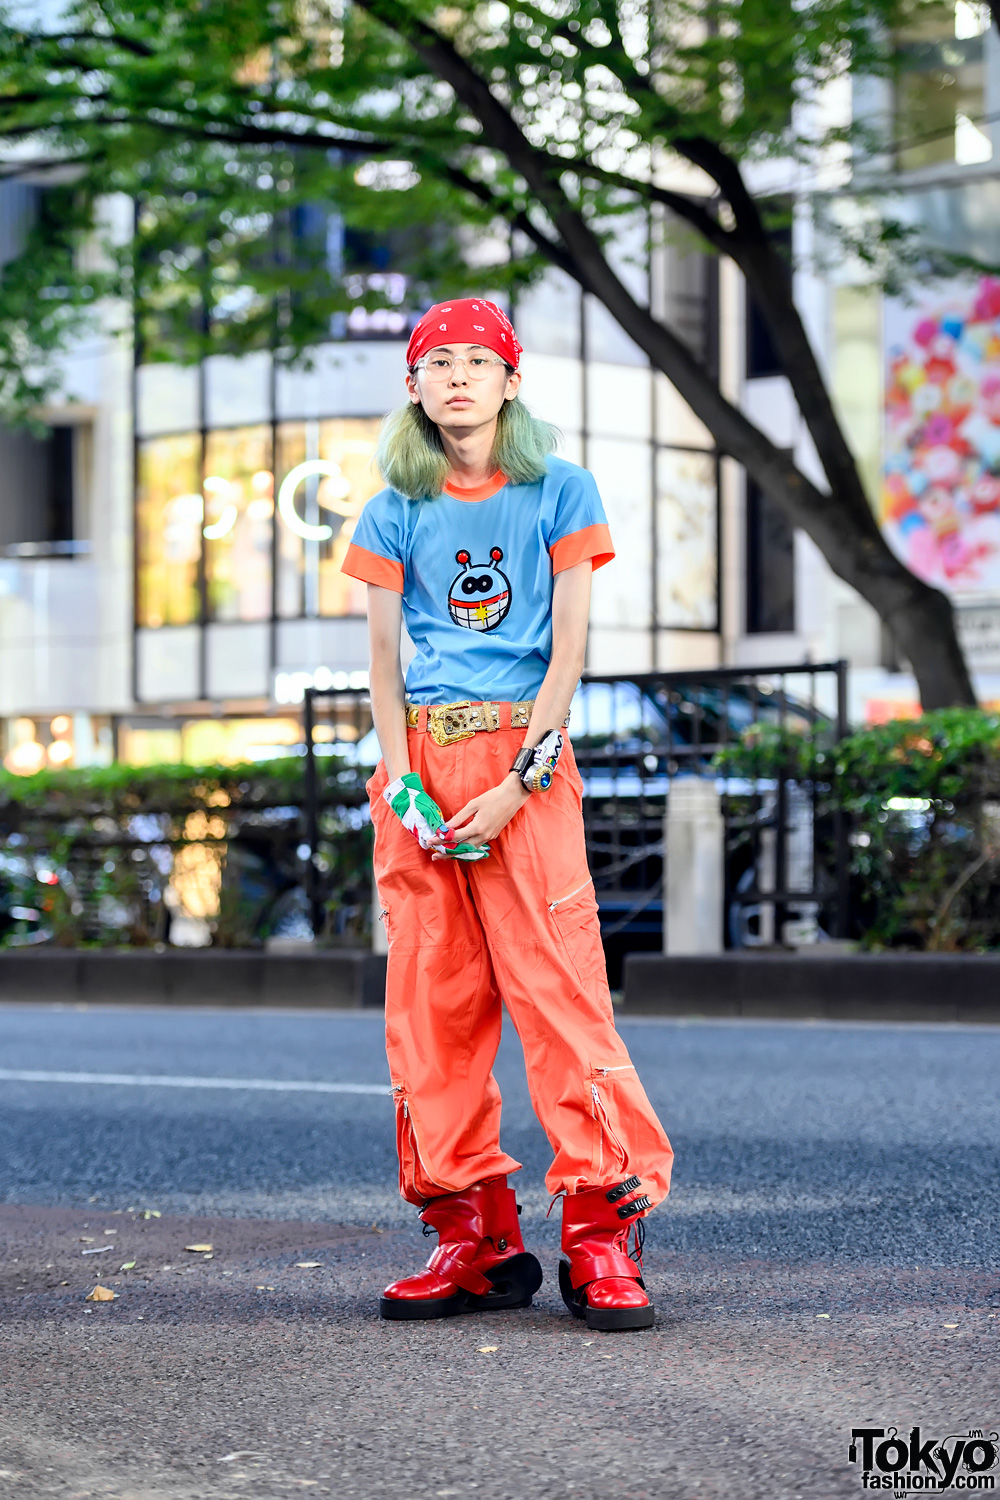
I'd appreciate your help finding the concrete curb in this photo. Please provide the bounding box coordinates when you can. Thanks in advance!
[4,948,999,1024]
[0,949,388,1009]
[622,952,1000,1024]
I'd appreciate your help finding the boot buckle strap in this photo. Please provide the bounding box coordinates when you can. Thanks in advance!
[567,1248,642,1290]
[605,1175,642,1204]
[617,1194,651,1220]
[427,1244,493,1297]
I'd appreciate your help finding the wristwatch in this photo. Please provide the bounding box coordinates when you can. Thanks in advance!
[510,746,553,792]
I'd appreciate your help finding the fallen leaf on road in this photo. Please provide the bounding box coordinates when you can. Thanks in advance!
[119,1261,136,1271]
[184,1243,213,1253]
[294,1262,323,1269]
[477,1345,498,1353]
[85,1286,117,1302]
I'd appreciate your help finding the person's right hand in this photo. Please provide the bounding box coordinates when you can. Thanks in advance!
[383,772,490,860]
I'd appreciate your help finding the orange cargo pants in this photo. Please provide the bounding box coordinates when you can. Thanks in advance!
[366,709,674,1210]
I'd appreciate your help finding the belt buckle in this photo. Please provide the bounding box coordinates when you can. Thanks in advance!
[428,700,476,747]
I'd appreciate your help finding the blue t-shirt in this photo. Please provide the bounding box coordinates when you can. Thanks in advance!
[340,457,614,704]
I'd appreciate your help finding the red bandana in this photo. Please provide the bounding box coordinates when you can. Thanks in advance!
[406,297,522,371]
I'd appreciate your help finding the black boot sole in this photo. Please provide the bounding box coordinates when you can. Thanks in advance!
[558,1258,655,1331]
[380,1251,543,1321]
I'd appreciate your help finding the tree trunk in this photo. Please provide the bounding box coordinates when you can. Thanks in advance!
[552,211,974,708]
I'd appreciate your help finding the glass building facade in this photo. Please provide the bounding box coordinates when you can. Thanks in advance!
[136,418,380,631]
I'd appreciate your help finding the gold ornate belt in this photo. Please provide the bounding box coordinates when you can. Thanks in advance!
[405,698,570,747]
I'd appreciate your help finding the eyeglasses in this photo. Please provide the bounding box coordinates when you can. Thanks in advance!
[411,352,508,381]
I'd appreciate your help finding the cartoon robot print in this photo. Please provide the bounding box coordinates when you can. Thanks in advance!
[448,546,512,631]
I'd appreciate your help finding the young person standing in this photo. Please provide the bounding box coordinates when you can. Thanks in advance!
[340,298,673,1331]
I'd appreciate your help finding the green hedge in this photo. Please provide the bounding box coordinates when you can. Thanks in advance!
[0,757,373,949]
[715,707,1000,951]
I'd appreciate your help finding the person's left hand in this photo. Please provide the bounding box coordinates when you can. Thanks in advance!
[433,775,530,860]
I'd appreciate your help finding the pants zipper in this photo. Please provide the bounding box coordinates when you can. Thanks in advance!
[591,1081,628,1176]
[548,879,592,913]
[400,1095,436,1185]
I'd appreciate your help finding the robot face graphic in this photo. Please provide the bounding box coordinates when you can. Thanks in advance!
[448,546,511,631]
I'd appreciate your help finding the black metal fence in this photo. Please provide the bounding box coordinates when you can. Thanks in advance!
[302,661,851,977]
[565,663,850,980]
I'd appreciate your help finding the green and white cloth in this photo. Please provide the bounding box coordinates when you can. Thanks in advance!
[383,772,490,862]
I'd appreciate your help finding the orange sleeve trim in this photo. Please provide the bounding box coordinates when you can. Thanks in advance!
[550,521,615,574]
[340,542,404,593]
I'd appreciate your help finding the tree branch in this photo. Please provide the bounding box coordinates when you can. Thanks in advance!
[551,157,733,255]
[12,27,156,58]
[0,104,392,156]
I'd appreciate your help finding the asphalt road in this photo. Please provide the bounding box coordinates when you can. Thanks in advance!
[1,1004,998,1500]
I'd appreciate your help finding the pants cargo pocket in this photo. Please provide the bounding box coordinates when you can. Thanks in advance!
[547,878,606,986]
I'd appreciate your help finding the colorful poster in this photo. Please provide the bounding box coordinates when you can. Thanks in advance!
[883,277,1000,595]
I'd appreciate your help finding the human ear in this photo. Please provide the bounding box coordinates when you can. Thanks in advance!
[405,372,421,406]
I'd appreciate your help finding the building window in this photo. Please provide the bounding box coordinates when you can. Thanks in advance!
[0,423,89,558]
[275,418,381,619]
[204,425,273,622]
[653,220,719,376]
[745,223,792,380]
[656,448,718,630]
[136,417,381,628]
[746,477,795,634]
[136,432,202,626]
[895,2,992,172]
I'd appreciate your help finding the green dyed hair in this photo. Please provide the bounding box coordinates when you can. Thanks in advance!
[375,393,560,500]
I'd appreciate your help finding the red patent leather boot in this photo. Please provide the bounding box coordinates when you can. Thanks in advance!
[380,1175,543,1321]
[559,1175,655,1331]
